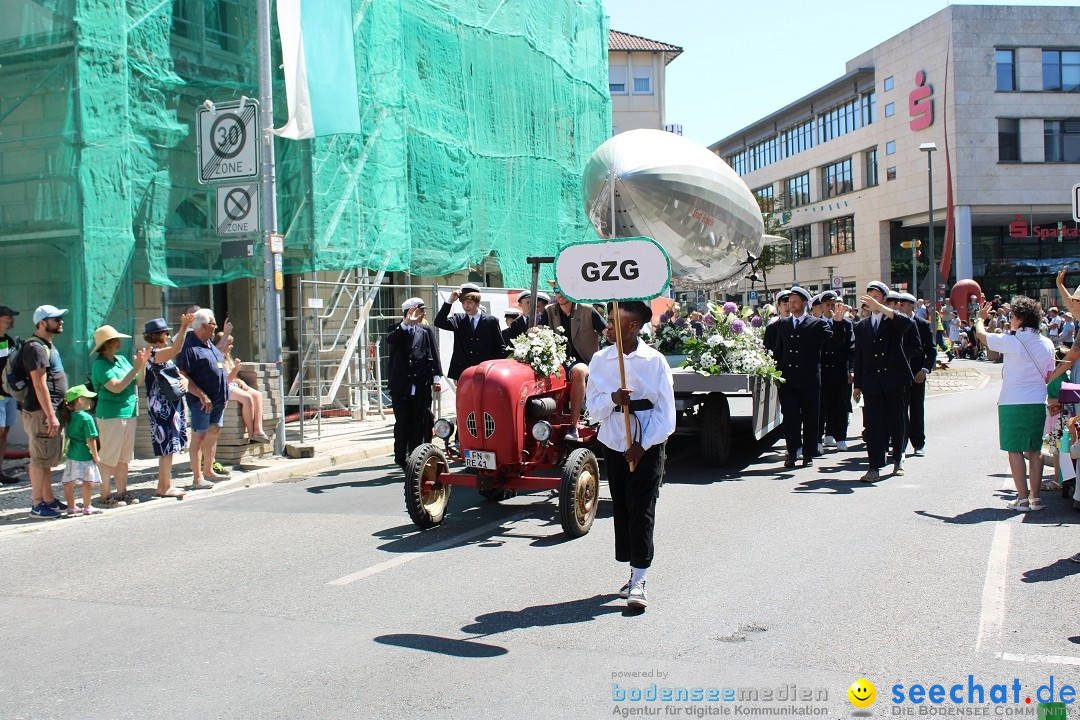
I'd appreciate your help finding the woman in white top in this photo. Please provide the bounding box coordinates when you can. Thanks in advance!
[975,297,1055,511]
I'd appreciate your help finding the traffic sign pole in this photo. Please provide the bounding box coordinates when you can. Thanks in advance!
[258,0,285,456]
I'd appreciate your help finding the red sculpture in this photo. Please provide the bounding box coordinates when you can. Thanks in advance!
[950,279,983,321]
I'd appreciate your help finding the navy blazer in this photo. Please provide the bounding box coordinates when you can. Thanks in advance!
[821,317,855,386]
[902,315,936,376]
[853,313,915,394]
[774,314,833,388]
[386,322,442,398]
[434,304,506,381]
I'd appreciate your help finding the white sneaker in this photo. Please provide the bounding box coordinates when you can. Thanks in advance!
[823,435,836,448]
[836,440,848,451]
[626,580,648,608]
[816,443,825,454]
[795,448,803,459]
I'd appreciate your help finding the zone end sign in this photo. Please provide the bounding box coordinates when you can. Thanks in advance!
[553,237,670,303]
[197,101,260,184]
[1073,183,1080,223]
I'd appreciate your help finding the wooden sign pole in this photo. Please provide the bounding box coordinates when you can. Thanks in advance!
[610,300,635,471]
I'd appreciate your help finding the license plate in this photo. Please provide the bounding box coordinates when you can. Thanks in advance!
[464,450,497,470]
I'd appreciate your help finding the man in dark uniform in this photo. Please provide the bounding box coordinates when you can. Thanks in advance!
[502,308,521,346]
[897,292,935,457]
[853,281,914,482]
[763,290,791,359]
[387,298,443,468]
[818,291,855,451]
[774,286,832,468]
[434,283,506,382]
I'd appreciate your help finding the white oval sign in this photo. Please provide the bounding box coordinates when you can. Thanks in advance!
[554,237,671,303]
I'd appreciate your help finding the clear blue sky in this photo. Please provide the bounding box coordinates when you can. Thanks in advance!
[603,0,1072,146]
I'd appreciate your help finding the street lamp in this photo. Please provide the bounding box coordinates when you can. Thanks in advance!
[919,142,938,338]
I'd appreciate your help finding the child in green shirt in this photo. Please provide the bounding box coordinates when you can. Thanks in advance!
[61,385,104,515]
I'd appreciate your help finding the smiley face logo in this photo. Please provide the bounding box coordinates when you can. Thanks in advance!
[848,678,876,708]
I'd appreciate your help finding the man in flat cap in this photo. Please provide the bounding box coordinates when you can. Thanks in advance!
[502,308,522,345]
[853,282,914,482]
[774,286,832,468]
[818,291,855,451]
[896,292,935,457]
[504,290,537,344]
[388,298,443,469]
[435,283,506,382]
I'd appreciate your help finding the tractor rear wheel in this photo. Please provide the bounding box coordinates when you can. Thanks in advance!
[559,447,599,537]
[404,444,451,529]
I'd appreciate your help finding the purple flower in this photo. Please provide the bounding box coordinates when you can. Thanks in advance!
[730,319,746,335]
[723,302,738,315]
[702,314,716,327]
[750,315,763,328]
[674,317,686,326]
[660,310,673,322]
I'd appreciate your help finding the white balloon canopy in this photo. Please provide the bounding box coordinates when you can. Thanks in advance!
[582,129,765,288]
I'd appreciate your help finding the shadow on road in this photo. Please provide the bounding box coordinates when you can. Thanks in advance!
[460,594,623,635]
[913,508,1017,524]
[1021,557,1080,583]
[306,463,403,493]
[793,478,872,495]
[373,633,508,657]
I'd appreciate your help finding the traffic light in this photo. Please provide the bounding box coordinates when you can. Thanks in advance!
[900,240,923,249]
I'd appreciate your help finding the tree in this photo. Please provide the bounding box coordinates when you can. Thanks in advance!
[755,194,790,300]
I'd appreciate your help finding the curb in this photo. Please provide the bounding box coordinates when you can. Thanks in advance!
[0,440,396,539]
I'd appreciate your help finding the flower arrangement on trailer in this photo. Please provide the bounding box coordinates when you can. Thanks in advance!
[508,325,568,377]
[681,302,784,383]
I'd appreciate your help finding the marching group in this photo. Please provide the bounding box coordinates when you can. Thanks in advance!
[0,303,270,519]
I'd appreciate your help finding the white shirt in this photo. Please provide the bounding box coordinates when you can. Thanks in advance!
[585,341,676,452]
[984,329,1055,405]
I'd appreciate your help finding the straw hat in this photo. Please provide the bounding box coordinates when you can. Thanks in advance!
[91,325,131,354]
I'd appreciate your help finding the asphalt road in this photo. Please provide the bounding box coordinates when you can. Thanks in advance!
[1,360,1077,720]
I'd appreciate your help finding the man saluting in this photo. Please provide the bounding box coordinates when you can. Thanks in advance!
[586,301,676,610]
[434,283,506,381]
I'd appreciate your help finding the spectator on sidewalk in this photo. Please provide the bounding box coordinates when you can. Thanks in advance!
[143,315,193,499]
[216,332,270,444]
[91,325,150,507]
[176,309,231,488]
[58,385,103,515]
[387,298,442,469]
[0,306,21,484]
[23,305,69,518]
[974,297,1054,512]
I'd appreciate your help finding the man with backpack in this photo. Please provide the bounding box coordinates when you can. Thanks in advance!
[21,305,69,518]
[0,306,21,484]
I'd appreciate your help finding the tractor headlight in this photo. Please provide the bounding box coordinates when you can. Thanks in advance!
[531,420,553,442]
[433,419,455,440]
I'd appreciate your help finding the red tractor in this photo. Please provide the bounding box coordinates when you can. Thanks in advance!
[404,358,601,537]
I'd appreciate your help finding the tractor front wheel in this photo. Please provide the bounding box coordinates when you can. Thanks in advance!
[404,444,451,529]
[559,447,599,538]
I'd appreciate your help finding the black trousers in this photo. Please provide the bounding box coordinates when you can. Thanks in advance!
[603,443,665,569]
[779,384,820,458]
[906,380,926,450]
[391,389,434,465]
[821,382,852,441]
[863,388,907,469]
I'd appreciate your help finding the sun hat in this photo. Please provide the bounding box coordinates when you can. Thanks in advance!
[143,317,170,335]
[91,325,131,354]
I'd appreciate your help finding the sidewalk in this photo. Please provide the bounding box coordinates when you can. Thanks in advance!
[0,417,396,534]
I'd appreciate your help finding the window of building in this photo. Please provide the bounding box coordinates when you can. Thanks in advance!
[825,216,855,255]
[1043,50,1080,92]
[786,173,810,208]
[172,0,245,53]
[821,158,853,199]
[884,102,895,118]
[886,140,896,155]
[818,97,861,144]
[998,118,1020,162]
[886,166,897,181]
[789,225,812,262]
[781,119,815,157]
[883,76,894,92]
[865,148,879,187]
[609,65,627,94]
[632,65,653,94]
[996,49,1016,91]
[861,91,876,126]
[1045,119,1080,162]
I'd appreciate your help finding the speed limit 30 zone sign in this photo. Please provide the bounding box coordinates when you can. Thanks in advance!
[197,101,260,184]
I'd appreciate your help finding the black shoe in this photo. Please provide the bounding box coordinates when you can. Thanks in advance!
[859,468,880,483]
[0,472,20,485]
[784,456,797,469]
[802,457,814,467]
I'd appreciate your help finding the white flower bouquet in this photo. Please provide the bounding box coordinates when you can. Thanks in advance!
[508,325,568,377]
[681,302,783,383]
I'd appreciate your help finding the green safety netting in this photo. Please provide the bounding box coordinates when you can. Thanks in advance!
[0,0,609,379]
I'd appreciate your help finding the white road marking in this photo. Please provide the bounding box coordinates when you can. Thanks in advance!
[327,509,535,586]
[975,521,1012,652]
[996,652,1080,667]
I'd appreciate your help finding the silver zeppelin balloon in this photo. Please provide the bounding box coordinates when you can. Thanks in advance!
[582,129,765,288]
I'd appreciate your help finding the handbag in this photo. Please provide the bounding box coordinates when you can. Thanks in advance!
[154,362,185,403]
